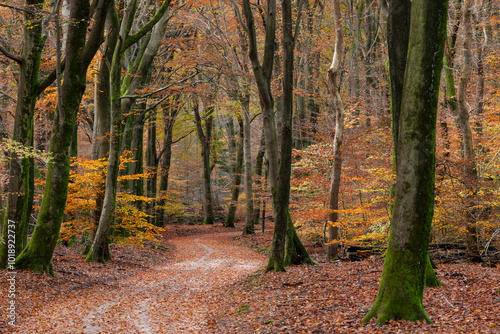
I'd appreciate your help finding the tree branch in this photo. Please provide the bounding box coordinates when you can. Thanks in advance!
[229,0,248,33]
[0,45,22,65]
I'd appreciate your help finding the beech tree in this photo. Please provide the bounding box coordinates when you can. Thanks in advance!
[193,97,216,225]
[443,0,481,261]
[15,0,109,275]
[239,0,314,272]
[0,0,47,267]
[87,0,171,263]
[362,0,448,323]
[383,0,441,287]
[325,0,344,261]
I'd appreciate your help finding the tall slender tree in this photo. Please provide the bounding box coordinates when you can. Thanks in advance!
[326,0,344,261]
[87,0,172,263]
[240,0,314,272]
[193,98,216,225]
[225,116,244,228]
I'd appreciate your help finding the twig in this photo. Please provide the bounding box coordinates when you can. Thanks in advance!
[441,296,455,308]
[481,228,500,257]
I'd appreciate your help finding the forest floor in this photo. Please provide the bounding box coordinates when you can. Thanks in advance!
[1,222,499,333]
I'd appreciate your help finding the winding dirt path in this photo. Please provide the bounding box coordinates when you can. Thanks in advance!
[14,231,266,333]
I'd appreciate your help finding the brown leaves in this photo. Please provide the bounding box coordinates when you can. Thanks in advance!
[216,227,500,333]
[1,223,498,333]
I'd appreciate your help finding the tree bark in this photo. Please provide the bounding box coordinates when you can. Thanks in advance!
[15,0,109,275]
[280,0,315,269]
[362,0,448,324]
[87,0,171,262]
[326,0,344,262]
[457,0,480,261]
[157,101,178,226]
[0,0,46,268]
[225,116,244,228]
[385,0,441,287]
[146,115,158,226]
[242,95,255,235]
[443,0,481,261]
[193,101,215,225]
[241,0,313,272]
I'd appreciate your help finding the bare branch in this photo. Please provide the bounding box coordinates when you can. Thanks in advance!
[229,0,248,33]
[118,67,197,100]
[0,45,22,65]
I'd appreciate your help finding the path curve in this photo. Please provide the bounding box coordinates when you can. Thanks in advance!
[14,231,265,333]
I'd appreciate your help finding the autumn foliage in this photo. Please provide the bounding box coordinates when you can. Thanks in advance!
[60,153,164,247]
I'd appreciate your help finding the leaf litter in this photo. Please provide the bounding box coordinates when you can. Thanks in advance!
[0,222,498,333]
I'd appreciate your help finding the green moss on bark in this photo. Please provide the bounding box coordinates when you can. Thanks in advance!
[362,248,432,324]
[284,211,316,267]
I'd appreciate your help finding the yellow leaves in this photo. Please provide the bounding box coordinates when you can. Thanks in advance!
[0,138,52,163]
[60,154,163,246]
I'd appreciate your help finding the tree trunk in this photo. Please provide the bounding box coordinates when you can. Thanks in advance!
[326,0,344,262]
[225,116,244,228]
[87,0,171,262]
[280,0,315,269]
[386,0,441,287]
[242,96,255,235]
[0,0,45,268]
[362,0,448,324]
[16,0,109,275]
[157,102,178,226]
[88,9,118,250]
[444,0,480,261]
[252,130,266,230]
[456,0,480,261]
[241,0,313,272]
[146,115,158,226]
[194,101,215,225]
[128,109,146,207]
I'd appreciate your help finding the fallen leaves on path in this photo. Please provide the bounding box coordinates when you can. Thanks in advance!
[1,222,499,333]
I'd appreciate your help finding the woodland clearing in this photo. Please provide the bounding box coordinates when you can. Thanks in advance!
[0,222,499,333]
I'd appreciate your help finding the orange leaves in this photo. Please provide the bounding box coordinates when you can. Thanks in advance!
[290,124,393,246]
[60,154,163,246]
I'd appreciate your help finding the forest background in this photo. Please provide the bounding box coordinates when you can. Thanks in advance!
[0,0,499,287]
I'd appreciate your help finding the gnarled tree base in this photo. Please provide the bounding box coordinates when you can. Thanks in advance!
[425,255,443,287]
[265,211,315,273]
[86,237,111,263]
[284,213,316,267]
[16,251,55,277]
[242,225,254,235]
[362,292,432,324]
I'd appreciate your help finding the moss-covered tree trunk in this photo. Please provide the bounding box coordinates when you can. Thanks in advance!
[242,95,255,235]
[15,0,108,276]
[385,0,441,287]
[225,116,244,228]
[362,0,448,324]
[241,0,313,271]
[279,0,315,269]
[193,102,215,225]
[87,1,171,262]
[0,0,45,268]
[242,0,283,271]
[87,7,119,253]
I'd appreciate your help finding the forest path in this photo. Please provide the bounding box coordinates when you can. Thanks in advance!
[14,230,266,333]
